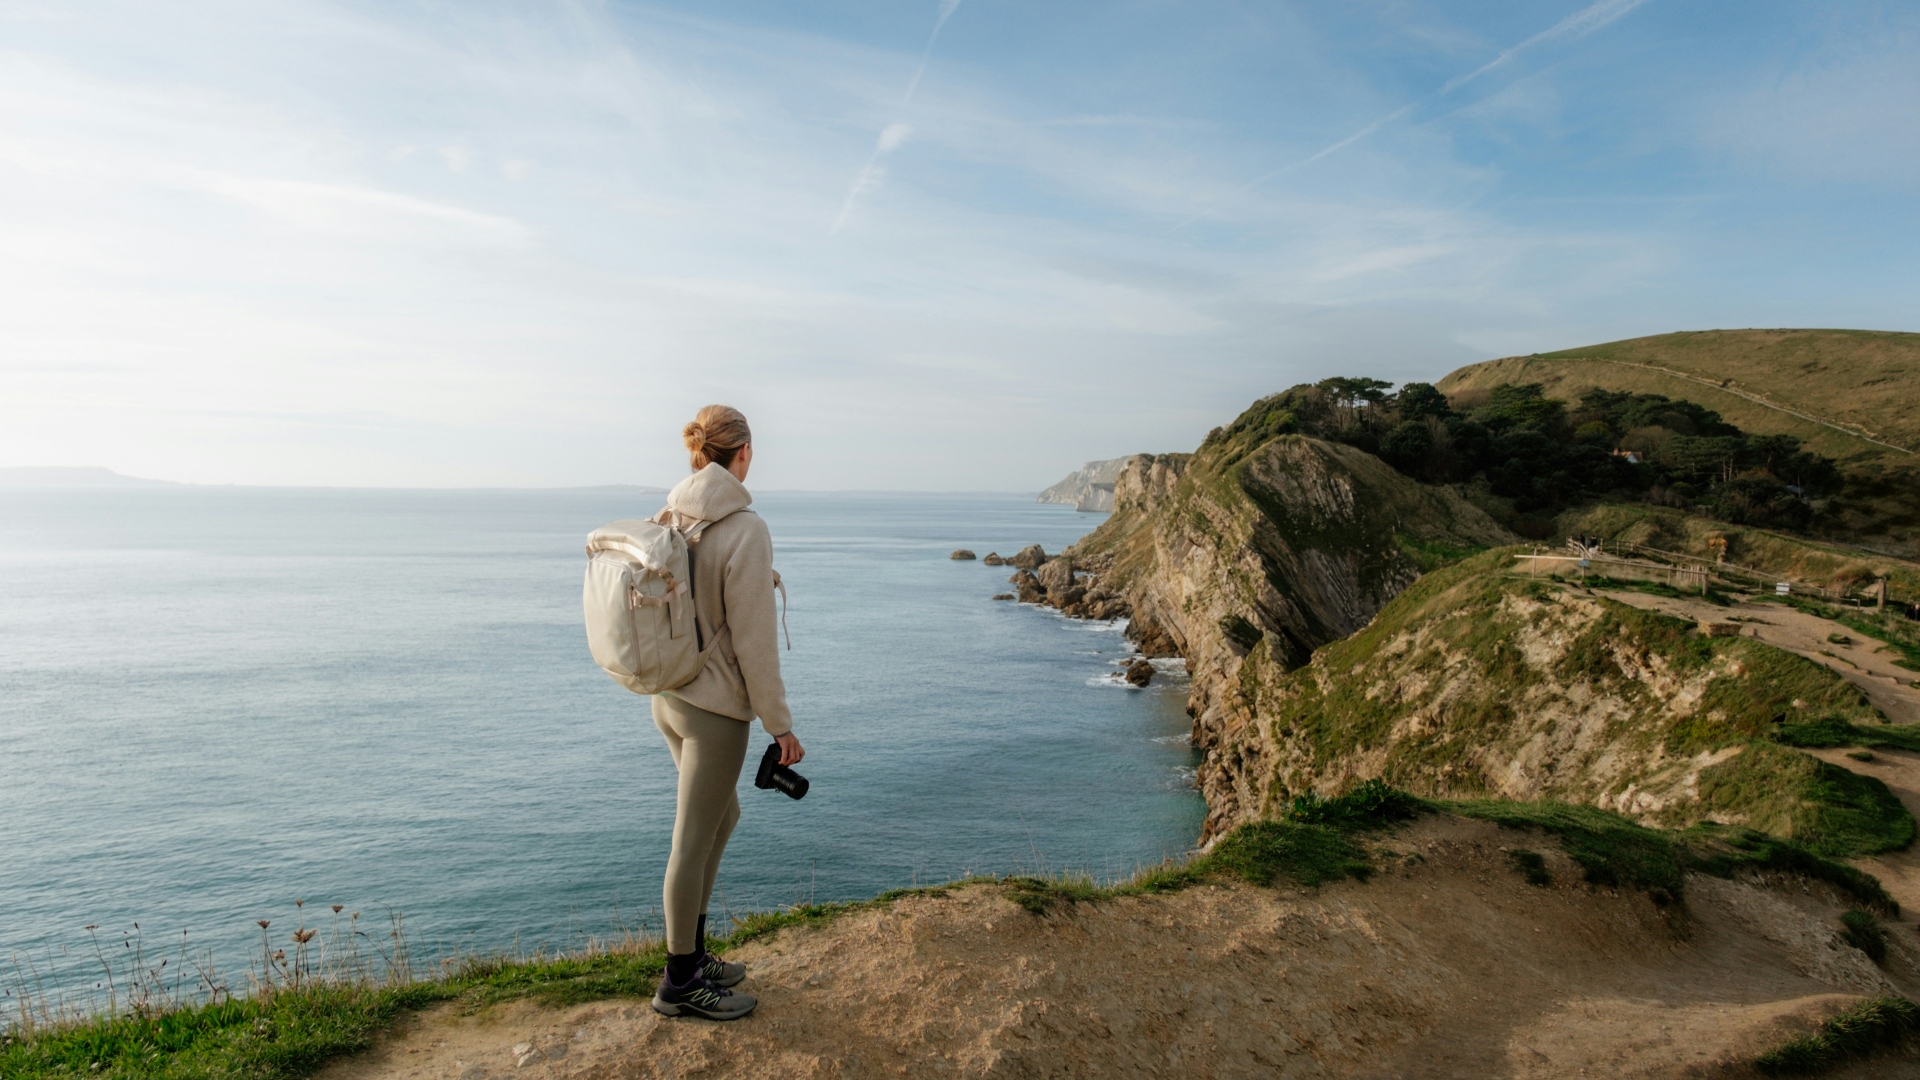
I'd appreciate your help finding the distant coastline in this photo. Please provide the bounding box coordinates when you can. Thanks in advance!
[0,466,179,488]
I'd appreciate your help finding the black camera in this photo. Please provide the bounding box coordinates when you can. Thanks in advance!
[754,742,809,800]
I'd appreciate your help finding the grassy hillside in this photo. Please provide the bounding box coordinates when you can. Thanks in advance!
[1438,330,1920,555]
[1438,329,1920,460]
[1216,550,1916,856]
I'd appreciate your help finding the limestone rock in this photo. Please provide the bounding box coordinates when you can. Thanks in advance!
[1049,584,1086,607]
[1009,544,1049,569]
[1128,613,1182,658]
[1036,457,1142,507]
[1057,423,1516,844]
[983,552,1006,565]
[1036,557,1076,591]
[950,549,977,560]
[1018,580,1048,604]
[991,593,1015,601]
[1125,659,1154,687]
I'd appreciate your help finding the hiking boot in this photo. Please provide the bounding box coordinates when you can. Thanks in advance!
[699,952,746,988]
[652,973,757,1021]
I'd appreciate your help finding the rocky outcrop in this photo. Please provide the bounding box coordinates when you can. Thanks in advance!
[1037,457,1143,507]
[1035,557,1075,591]
[1074,483,1117,513]
[1008,545,1048,570]
[1125,658,1154,687]
[982,552,1006,566]
[1063,419,1514,823]
[950,549,976,560]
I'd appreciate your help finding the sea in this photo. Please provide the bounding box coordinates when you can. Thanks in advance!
[0,487,1201,1012]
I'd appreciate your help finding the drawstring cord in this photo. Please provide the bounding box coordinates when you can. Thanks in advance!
[773,571,790,650]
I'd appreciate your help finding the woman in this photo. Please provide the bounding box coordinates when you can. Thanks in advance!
[649,405,804,1021]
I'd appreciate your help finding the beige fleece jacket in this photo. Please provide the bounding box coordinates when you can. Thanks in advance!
[659,464,793,737]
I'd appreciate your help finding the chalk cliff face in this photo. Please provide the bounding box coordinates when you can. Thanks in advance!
[1036,457,1141,508]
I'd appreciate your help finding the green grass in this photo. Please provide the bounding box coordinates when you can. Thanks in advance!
[1839,909,1888,964]
[1508,850,1552,887]
[1776,717,1920,753]
[1583,573,1736,606]
[1755,997,1920,1076]
[1691,741,1914,857]
[1451,799,1688,904]
[1448,798,1898,913]
[1003,780,1423,914]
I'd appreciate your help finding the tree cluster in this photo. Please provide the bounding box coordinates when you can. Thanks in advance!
[1212,378,1840,531]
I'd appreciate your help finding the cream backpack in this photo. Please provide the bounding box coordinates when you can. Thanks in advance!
[581,510,722,695]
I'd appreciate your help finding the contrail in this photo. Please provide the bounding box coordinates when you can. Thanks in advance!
[1174,0,1654,228]
[903,0,966,104]
[832,0,964,233]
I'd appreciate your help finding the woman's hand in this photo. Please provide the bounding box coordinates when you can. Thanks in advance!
[774,731,805,766]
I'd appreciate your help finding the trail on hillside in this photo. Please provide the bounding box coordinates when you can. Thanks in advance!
[1603,587,1920,919]
[321,817,1920,1080]
[1586,358,1916,456]
[1601,590,1920,726]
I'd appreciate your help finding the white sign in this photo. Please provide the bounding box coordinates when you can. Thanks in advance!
[1775,583,1791,595]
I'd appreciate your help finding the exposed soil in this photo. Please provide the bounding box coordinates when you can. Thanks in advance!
[320,817,1920,1079]
[1598,589,1920,726]
[1600,587,1920,925]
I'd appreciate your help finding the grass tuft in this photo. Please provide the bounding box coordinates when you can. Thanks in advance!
[1199,822,1373,888]
[1839,909,1888,964]
[1755,997,1920,1075]
[1508,849,1552,887]
[1451,799,1685,904]
[1285,778,1428,830]
[1775,717,1920,753]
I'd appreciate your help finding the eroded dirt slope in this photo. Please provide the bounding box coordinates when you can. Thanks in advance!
[1601,590,1920,726]
[322,817,1920,1080]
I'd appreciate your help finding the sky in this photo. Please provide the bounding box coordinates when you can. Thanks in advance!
[1,1,1915,490]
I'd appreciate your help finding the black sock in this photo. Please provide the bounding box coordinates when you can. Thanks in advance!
[696,913,708,957]
[666,951,699,986]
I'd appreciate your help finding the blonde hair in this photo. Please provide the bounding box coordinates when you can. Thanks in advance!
[683,405,752,471]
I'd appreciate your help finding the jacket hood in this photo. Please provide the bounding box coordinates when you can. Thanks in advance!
[666,463,753,522]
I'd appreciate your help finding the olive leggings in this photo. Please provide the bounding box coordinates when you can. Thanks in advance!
[652,693,748,956]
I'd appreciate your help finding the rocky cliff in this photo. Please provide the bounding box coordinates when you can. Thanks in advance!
[1034,392,1914,858]
[1035,456,1142,508]
[1036,397,1511,834]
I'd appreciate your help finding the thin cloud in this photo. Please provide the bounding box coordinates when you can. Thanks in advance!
[831,0,963,233]
[832,122,912,231]
[1180,0,1655,225]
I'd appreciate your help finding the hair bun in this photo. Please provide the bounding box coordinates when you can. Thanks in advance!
[681,405,750,472]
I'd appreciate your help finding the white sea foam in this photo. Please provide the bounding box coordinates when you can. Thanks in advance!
[1153,734,1191,746]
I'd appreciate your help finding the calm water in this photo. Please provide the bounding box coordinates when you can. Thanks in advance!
[0,488,1200,1008]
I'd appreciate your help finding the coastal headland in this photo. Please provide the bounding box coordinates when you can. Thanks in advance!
[13,329,1920,1078]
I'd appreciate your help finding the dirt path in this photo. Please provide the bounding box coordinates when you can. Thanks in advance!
[320,817,1920,1080]
[1597,588,1920,922]
[1598,589,1920,725]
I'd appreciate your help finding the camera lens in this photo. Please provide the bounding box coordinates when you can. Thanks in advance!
[770,768,809,800]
